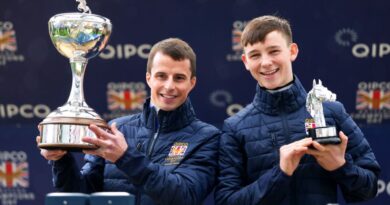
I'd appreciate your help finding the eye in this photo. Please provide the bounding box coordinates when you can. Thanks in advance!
[155,73,166,79]
[249,53,260,60]
[174,75,186,81]
[270,49,281,55]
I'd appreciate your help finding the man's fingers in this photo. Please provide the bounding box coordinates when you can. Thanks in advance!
[41,149,67,160]
[36,136,41,144]
[45,149,66,155]
[299,137,313,147]
[339,131,348,144]
[82,136,107,148]
[110,122,120,135]
[311,141,326,152]
[293,146,309,154]
[85,123,119,149]
[89,124,111,139]
[306,148,319,157]
[37,124,42,132]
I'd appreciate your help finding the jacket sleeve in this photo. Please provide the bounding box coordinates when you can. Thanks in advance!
[51,153,105,193]
[327,101,381,202]
[214,122,291,205]
[114,128,220,205]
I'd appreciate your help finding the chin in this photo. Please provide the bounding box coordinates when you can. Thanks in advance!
[161,107,176,111]
[159,104,176,111]
[260,79,283,89]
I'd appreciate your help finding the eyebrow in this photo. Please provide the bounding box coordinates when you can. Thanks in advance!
[154,71,165,74]
[153,71,188,78]
[175,73,187,78]
[247,49,260,55]
[247,45,281,55]
[267,45,281,50]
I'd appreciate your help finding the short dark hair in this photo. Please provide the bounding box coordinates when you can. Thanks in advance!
[241,15,293,47]
[147,38,196,77]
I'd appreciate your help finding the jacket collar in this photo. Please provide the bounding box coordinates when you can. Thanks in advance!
[141,98,196,133]
[252,75,307,115]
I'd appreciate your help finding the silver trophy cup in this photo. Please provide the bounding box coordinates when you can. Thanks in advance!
[38,12,112,151]
[306,79,341,144]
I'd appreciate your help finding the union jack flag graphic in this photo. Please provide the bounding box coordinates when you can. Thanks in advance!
[356,89,390,110]
[0,30,17,52]
[107,89,146,111]
[232,29,242,52]
[168,142,188,157]
[0,161,29,188]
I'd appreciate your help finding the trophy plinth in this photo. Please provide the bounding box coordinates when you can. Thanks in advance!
[38,11,112,151]
[306,80,341,145]
[307,126,339,144]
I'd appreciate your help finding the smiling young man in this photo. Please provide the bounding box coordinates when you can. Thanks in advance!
[39,38,220,205]
[215,15,380,205]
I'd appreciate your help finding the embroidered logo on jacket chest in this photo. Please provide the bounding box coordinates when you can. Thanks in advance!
[305,118,316,135]
[164,142,188,165]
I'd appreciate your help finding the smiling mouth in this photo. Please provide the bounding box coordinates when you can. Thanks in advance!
[160,94,176,99]
[260,68,279,76]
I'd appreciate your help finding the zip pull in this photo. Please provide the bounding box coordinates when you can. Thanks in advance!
[271,133,277,147]
[147,132,159,157]
[136,142,143,151]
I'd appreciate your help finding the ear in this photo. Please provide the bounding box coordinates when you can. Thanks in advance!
[146,72,151,87]
[190,76,197,91]
[290,43,299,62]
[241,53,250,71]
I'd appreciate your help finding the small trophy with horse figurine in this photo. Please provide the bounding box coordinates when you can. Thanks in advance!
[306,79,341,144]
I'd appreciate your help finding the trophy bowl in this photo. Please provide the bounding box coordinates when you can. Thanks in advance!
[38,12,112,151]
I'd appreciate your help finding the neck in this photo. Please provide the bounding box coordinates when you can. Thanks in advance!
[149,101,160,113]
[261,76,295,93]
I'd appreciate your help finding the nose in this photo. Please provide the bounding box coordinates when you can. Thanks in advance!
[261,55,272,68]
[164,78,175,91]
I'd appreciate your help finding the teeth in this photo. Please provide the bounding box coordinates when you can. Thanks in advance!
[161,94,175,99]
[262,68,278,75]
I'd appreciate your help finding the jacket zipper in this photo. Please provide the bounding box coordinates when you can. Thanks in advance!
[136,133,159,205]
[135,192,141,205]
[147,132,159,157]
[147,114,161,158]
[137,114,160,205]
[281,111,290,143]
[271,133,277,147]
[271,133,278,166]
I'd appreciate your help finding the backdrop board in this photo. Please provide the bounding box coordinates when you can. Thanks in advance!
[0,1,389,205]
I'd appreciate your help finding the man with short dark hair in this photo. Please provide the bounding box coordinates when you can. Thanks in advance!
[39,38,220,205]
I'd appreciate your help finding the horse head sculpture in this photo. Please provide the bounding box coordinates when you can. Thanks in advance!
[306,79,336,127]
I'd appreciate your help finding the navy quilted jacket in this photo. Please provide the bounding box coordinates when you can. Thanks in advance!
[50,98,220,205]
[215,77,380,205]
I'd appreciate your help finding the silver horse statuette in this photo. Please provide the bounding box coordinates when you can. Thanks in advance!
[306,79,341,144]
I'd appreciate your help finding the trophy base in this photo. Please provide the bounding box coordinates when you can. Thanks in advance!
[38,143,97,152]
[308,126,341,145]
[39,117,109,152]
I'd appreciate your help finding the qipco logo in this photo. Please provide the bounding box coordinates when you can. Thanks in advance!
[0,21,13,31]
[352,43,390,58]
[0,104,50,119]
[99,43,151,60]
[0,151,27,162]
[378,179,390,196]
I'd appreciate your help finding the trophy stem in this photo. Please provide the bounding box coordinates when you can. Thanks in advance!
[67,57,88,110]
